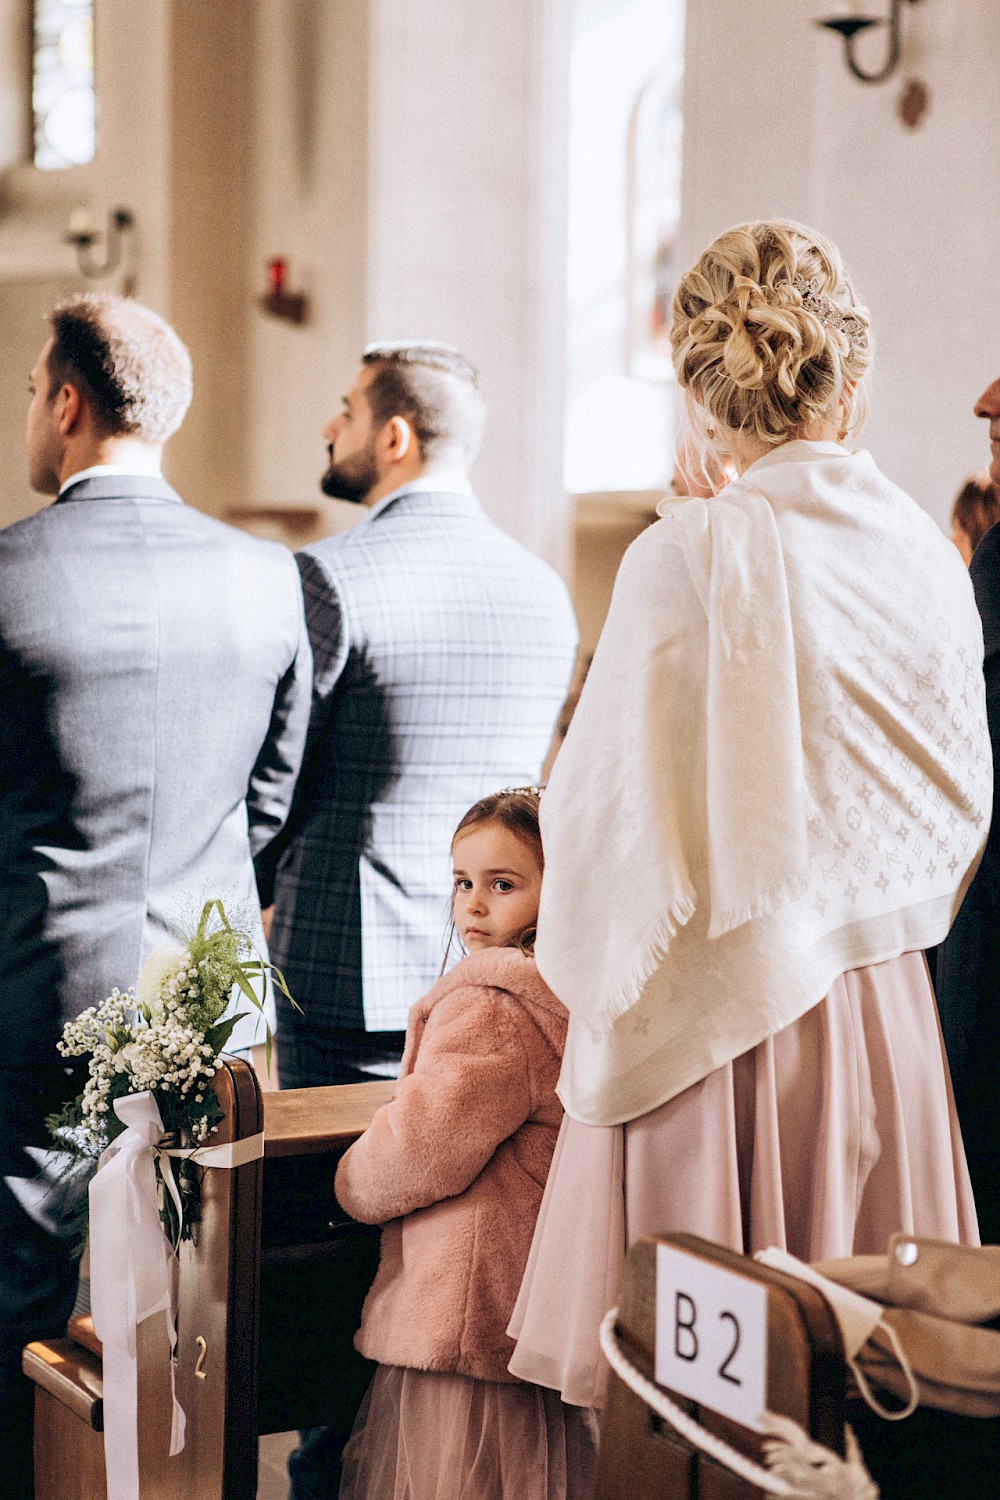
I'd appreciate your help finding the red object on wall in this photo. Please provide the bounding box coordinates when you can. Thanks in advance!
[260,258,308,325]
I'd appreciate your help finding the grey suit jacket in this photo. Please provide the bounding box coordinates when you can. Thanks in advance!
[261,486,578,1041]
[0,475,311,1162]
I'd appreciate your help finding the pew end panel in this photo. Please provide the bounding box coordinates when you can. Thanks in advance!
[22,1058,264,1500]
[21,1065,395,1500]
[170,1057,265,1500]
[596,1233,846,1500]
[22,1336,106,1500]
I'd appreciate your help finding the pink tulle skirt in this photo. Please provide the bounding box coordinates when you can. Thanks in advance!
[339,1365,600,1500]
[509,952,979,1409]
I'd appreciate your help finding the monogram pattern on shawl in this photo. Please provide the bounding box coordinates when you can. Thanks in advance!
[611,459,990,1047]
[804,596,989,920]
[613,603,989,1039]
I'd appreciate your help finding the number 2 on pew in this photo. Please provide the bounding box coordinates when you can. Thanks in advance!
[654,1244,768,1431]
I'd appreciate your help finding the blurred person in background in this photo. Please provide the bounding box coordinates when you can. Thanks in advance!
[937,383,1000,1243]
[950,469,1000,566]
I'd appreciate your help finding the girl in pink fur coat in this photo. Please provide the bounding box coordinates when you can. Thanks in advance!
[335,789,599,1500]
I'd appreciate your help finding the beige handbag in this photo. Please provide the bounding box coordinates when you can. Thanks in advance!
[814,1234,1000,1420]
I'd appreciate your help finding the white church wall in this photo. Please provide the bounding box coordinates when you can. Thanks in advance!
[363,0,574,570]
[0,0,575,569]
[239,0,575,567]
[241,0,370,535]
[679,0,1000,530]
[0,0,29,173]
[94,0,171,312]
[165,0,254,516]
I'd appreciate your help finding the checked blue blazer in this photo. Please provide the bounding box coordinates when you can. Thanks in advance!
[262,485,578,1047]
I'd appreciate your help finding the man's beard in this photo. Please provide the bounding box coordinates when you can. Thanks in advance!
[320,441,380,505]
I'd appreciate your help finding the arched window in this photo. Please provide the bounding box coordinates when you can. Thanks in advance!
[32,0,95,169]
[564,0,685,495]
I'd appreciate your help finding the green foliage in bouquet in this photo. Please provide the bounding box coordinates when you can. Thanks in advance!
[48,900,298,1248]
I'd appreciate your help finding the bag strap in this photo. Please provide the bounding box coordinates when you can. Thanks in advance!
[847,1322,919,1422]
[598,1308,879,1499]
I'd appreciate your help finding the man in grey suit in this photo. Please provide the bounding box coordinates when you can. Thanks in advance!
[0,294,311,1497]
[260,342,577,1101]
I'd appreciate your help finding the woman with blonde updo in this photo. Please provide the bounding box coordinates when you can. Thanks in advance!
[507,220,986,1419]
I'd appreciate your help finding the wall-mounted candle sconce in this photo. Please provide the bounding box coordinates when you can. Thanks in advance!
[259,258,309,325]
[816,0,921,84]
[66,206,134,278]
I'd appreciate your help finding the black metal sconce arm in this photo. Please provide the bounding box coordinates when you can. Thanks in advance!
[817,0,920,85]
[66,207,134,279]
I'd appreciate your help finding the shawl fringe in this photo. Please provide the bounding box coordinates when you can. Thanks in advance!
[592,891,697,1031]
[592,869,808,1032]
[707,872,810,942]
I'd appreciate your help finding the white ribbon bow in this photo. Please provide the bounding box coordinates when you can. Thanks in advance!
[88,1091,264,1500]
[89,1093,184,1500]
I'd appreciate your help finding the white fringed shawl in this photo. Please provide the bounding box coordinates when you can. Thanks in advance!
[537,442,992,1127]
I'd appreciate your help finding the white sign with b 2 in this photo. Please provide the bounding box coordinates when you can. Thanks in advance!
[654,1243,769,1431]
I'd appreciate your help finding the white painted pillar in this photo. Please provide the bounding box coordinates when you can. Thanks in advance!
[364,0,574,571]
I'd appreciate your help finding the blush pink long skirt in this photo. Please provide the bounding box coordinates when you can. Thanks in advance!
[339,1365,600,1500]
[508,952,979,1409]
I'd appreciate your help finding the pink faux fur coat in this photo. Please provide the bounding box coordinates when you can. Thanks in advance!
[334,946,567,1383]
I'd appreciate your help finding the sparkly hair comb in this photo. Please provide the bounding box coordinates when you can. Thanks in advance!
[793,275,866,342]
[498,785,544,798]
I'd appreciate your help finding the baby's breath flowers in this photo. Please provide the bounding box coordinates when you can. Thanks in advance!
[48,899,297,1248]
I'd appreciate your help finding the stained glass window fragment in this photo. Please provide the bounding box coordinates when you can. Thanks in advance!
[33,0,95,170]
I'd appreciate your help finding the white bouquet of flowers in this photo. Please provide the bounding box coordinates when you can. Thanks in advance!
[48,899,295,1247]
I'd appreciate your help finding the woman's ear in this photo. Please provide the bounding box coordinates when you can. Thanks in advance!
[837,382,857,440]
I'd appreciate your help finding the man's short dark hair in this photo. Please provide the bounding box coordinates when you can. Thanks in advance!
[361,340,486,473]
[47,294,193,443]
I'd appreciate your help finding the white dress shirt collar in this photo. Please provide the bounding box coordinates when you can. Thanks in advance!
[58,463,163,497]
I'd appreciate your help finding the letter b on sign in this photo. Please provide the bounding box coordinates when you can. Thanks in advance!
[674,1293,698,1361]
[655,1244,768,1431]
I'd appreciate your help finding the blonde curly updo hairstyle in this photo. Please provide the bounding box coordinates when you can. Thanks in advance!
[671,219,872,466]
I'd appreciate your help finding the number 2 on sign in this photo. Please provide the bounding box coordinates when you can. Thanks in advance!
[673,1294,742,1383]
[718,1310,741,1383]
[655,1245,768,1430]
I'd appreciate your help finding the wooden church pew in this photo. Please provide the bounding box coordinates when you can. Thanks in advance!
[22,1060,394,1499]
[596,1234,847,1500]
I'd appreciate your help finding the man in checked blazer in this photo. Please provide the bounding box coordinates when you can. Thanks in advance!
[260,342,578,1096]
[0,295,311,1499]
